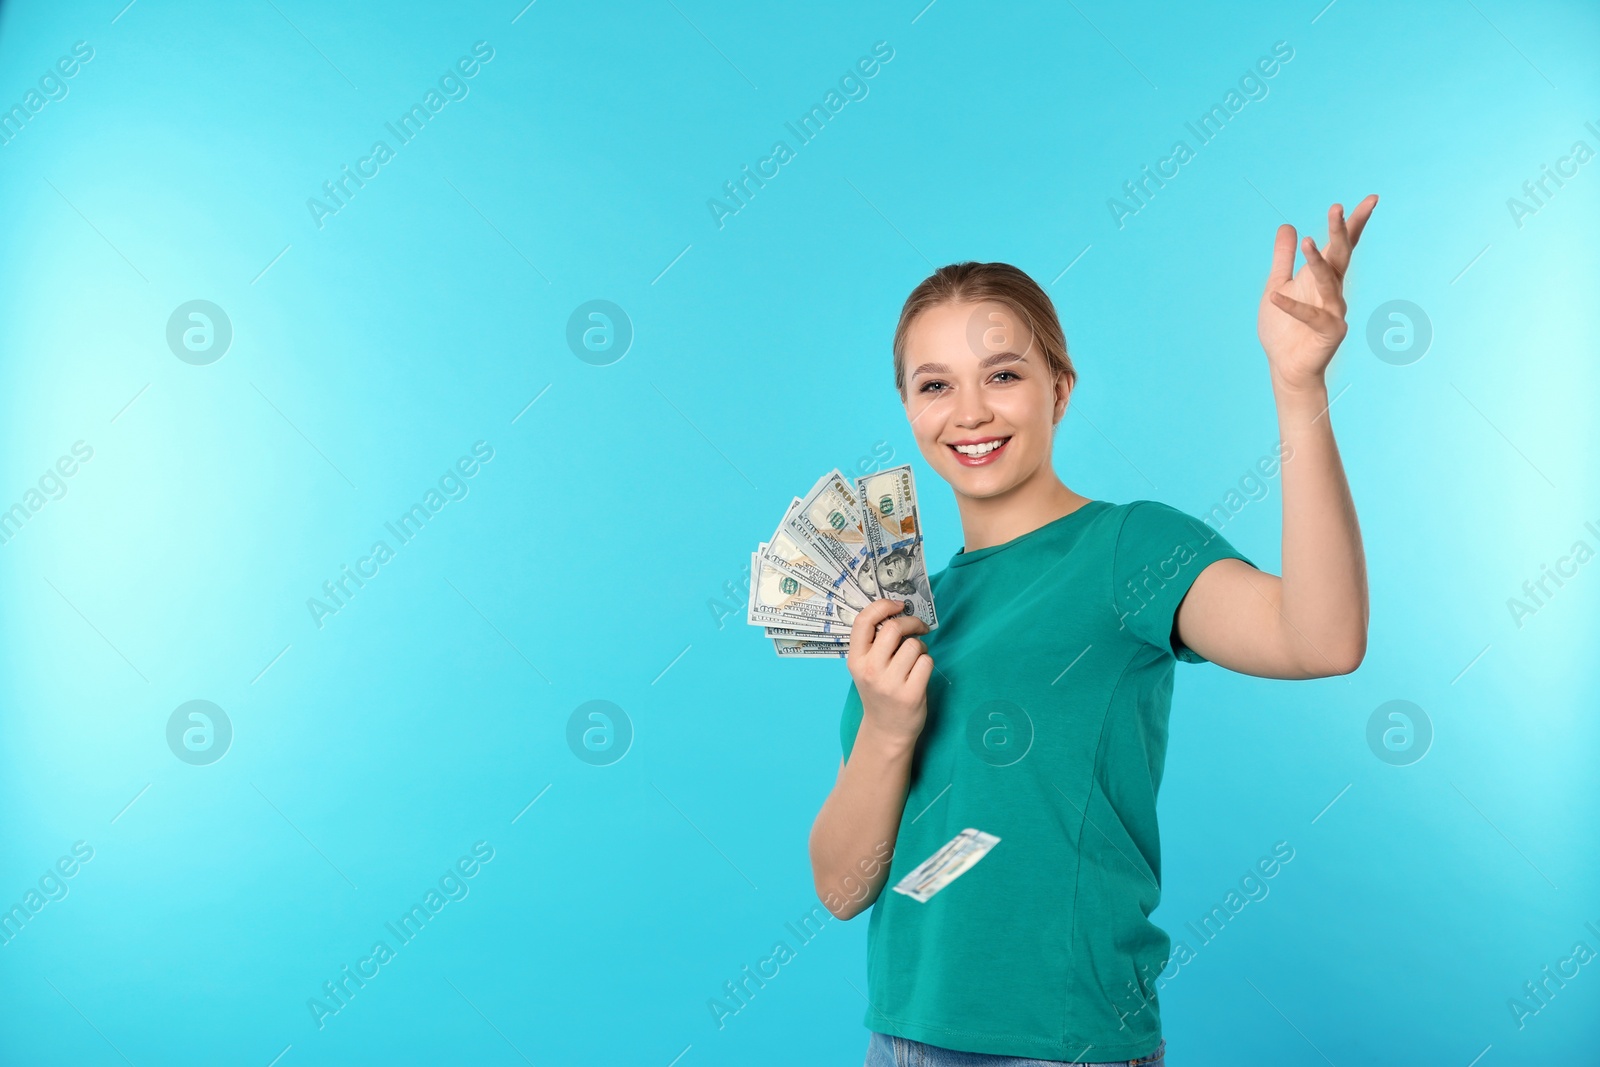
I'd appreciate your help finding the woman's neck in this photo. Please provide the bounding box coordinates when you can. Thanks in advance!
[954,463,1092,553]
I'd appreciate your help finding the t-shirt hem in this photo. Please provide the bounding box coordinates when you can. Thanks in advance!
[864,1007,1162,1061]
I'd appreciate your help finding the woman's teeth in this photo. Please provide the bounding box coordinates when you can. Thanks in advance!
[953,439,1008,456]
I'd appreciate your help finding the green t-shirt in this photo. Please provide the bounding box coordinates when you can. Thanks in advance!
[839,498,1254,1060]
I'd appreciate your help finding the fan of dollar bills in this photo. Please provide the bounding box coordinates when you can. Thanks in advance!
[746,464,938,657]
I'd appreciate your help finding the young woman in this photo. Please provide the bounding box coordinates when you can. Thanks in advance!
[809,197,1376,1067]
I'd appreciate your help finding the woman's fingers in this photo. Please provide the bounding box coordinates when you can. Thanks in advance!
[1274,196,1378,295]
[1325,203,1353,276]
[848,598,928,675]
[848,598,908,654]
[1345,194,1378,248]
[906,651,935,690]
[1269,290,1340,335]
[908,652,934,694]
[1300,236,1343,306]
[868,613,929,673]
[887,634,926,681]
[1266,223,1298,289]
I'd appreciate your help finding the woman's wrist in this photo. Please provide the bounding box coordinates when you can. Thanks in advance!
[1269,371,1331,422]
[854,716,920,764]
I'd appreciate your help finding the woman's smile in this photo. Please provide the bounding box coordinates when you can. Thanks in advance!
[947,434,1012,466]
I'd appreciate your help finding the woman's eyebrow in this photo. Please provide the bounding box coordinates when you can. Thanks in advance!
[911,351,1029,377]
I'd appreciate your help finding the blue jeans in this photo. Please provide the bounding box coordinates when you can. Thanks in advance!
[864,1031,1165,1067]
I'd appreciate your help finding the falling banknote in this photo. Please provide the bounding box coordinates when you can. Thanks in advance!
[746,465,936,656]
[891,828,1001,903]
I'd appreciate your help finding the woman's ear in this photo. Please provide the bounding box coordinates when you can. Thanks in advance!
[1052,371,1073,425]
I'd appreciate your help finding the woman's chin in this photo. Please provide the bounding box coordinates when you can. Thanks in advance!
[944,465,1026,500]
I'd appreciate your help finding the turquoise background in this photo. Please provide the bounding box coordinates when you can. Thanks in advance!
[1,0,1596,1063]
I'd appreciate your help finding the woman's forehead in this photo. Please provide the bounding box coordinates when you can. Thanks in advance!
[908,301,1038,374]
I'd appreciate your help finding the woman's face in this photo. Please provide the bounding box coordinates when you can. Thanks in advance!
[901,299,1069,500]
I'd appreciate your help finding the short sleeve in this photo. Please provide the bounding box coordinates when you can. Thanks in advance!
[1112,500,1255,664]
[840,681,865,761]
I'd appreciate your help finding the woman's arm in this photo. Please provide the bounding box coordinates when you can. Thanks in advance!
[1175,197,1377,680]
[809,598,933,919]
[810,736,914,920]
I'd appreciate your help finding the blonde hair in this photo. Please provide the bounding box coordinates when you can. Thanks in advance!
[892,261,1076,399]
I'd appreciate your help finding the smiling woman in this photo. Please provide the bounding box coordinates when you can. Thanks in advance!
[892,263,1087,554]
[811,205,1375,1064]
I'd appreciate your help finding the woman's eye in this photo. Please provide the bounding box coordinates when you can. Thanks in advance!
[992,371,1020,383]
[918,380,946,393]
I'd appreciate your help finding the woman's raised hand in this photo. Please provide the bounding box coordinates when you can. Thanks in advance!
[847,598,934,748]
[1258,194,1378,393]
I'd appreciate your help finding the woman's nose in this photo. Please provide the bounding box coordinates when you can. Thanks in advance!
[954,390,991,427]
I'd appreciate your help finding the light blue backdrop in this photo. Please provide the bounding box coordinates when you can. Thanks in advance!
[1,1,1596,1064]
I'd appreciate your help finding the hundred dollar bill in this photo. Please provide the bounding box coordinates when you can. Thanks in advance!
[746,549,857,632]
[783,472,879,605]
[750,549,853,636]
[765,625,847,642]
[773,638,849,658]
[855,464,937,629]
[891,828,1000,903]
[761,615,850,637]
[763,511,869,610]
